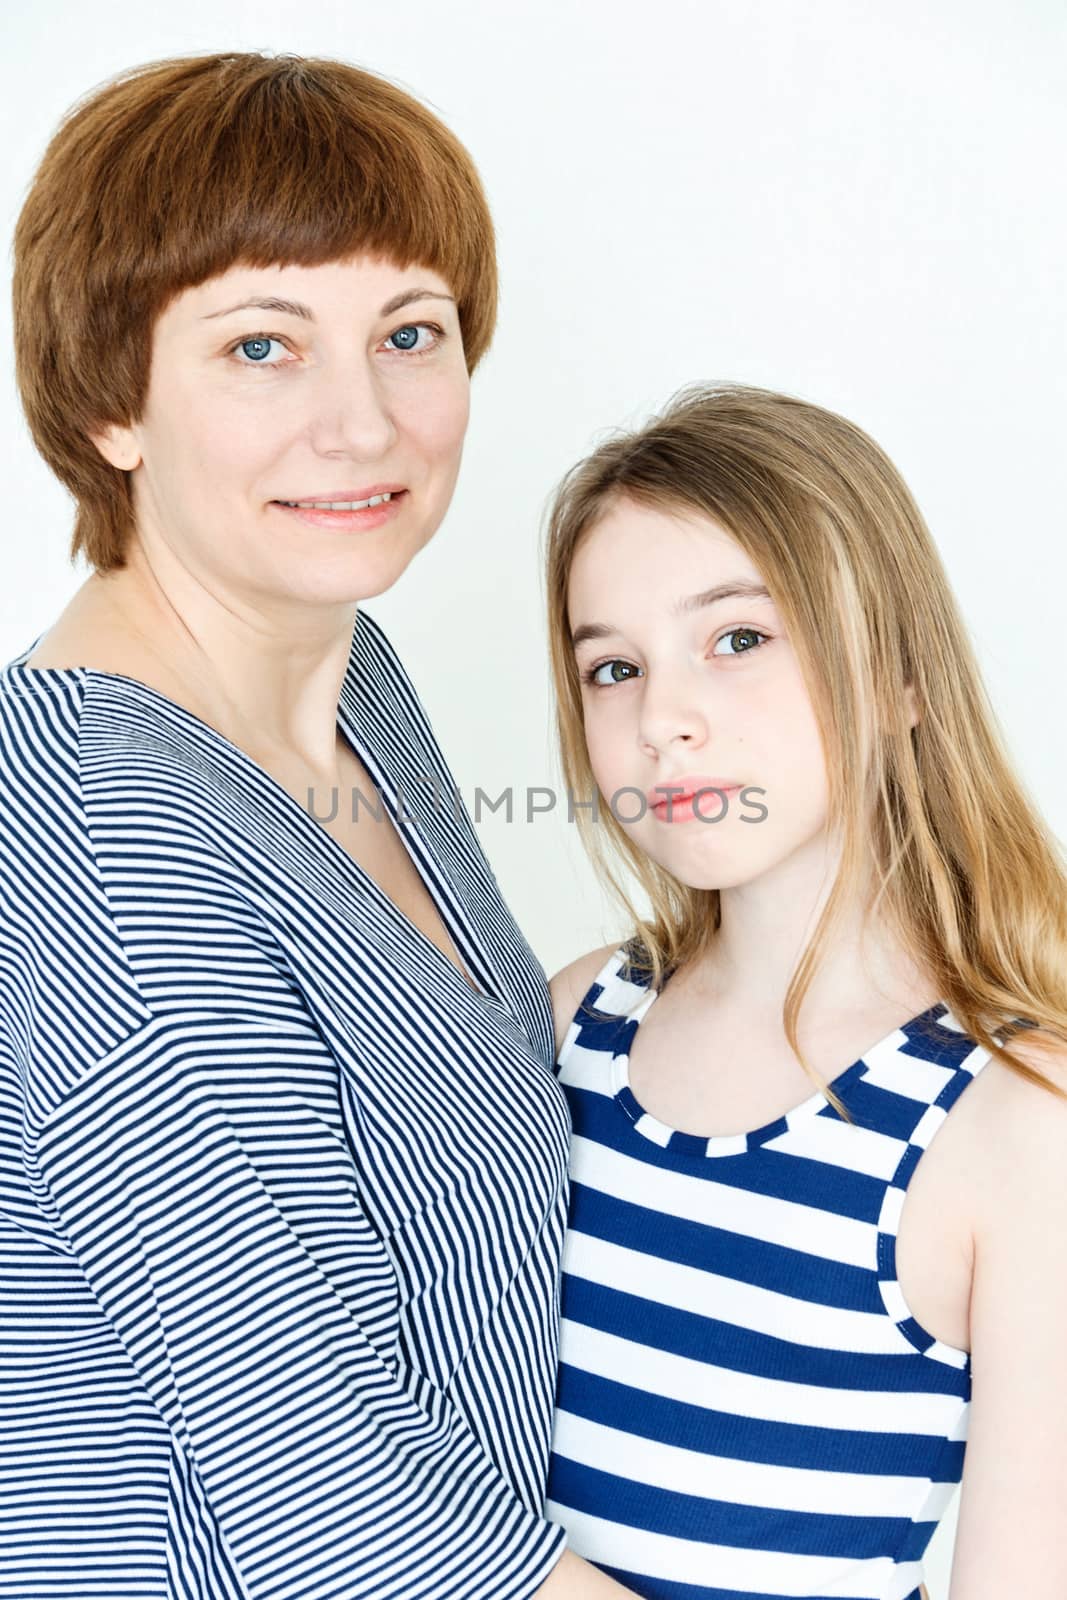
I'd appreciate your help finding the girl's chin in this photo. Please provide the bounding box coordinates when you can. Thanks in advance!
[643,844,770,894]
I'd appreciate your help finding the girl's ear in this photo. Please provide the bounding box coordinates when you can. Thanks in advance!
[904,683,921,729]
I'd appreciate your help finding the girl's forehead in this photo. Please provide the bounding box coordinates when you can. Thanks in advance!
[570,502,767,601]
[567,525,776,646]
[583,499,749,557]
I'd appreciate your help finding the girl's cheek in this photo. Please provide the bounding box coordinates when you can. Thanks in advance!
[583,728,612,788]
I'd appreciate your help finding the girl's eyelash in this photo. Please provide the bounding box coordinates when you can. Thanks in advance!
[711,625,771,656]
[579,626,771,686]
[578,659,625,687]
[224,321,447,367]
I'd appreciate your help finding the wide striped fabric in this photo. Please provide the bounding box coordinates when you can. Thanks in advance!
[0,610,570,1599]
[547,940,994,1600]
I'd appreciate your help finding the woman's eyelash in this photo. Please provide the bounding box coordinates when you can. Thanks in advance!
[386,321,446,352]
[224,333,292,365]
[579,626,771,686]
[224,322,447,367]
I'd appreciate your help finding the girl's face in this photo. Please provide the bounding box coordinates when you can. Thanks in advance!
[567,497,832,893]
[94,255,470,611]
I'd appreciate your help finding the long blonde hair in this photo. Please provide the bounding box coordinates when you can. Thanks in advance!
[545,382,1067,1096]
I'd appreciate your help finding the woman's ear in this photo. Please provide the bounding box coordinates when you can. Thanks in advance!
[87,421,141,472]
[904,683,921,729]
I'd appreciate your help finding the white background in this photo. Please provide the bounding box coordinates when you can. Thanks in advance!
[3,5,1065,1591]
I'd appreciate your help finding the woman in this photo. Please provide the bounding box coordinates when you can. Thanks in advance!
[1,51,634,1599]
[540,383,1067,1598]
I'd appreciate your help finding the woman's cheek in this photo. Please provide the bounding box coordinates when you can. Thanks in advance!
[414,369,470,454]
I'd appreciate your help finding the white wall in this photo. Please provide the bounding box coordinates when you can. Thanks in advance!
[4,5,1064,1591]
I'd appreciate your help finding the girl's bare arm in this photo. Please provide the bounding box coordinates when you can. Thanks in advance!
[944,1040,1067,1598]
[534,1549,639,1597]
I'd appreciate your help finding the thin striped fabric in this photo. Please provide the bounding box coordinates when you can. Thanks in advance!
[547,940,995,1600]
[0,610,571,1599]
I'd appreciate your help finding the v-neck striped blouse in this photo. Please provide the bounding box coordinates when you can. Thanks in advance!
[0,610,571,1599]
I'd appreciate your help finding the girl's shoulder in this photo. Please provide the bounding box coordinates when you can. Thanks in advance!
[958,1030,1067,1210]
[911,1026,1067,1283]
[547,941,627,1059]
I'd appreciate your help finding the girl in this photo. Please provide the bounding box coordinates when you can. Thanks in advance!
[541,384,1067,1600]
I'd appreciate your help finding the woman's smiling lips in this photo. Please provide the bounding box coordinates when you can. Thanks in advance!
[647,775,742,823]
[270,484,407,531]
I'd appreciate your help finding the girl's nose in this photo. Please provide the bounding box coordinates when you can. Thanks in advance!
[636,688,708,758]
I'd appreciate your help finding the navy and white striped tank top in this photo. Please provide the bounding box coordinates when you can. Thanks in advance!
[546,940,994,1600]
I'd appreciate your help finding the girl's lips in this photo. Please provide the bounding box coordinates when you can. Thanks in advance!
[651,785,741,824]
[270,491,406,531]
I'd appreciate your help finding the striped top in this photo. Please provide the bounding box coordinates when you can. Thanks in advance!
[547,940,995,1600]
[0,610,570,1600]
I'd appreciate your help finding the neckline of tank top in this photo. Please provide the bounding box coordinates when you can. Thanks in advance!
[1,639,511,1015]
[609,947,953,1157]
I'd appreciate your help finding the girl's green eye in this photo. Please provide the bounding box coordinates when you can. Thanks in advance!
[581,628,769,688]
[585,660,641,688]
[712,627,767,656]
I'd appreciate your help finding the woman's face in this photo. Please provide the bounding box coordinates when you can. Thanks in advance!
[97,255,470,608]
[567,496,832,893]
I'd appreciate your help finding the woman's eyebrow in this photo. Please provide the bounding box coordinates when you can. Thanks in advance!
[571,580,771,649]
[200,288,456,321]
[380,288,456,316]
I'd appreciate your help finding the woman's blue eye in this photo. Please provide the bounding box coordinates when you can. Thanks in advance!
[389,324,421,351]
[386,323,441,353]
[229,324,439,368]
[235,336,282,364]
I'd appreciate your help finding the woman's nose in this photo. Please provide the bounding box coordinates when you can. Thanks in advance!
[309,357,398,460]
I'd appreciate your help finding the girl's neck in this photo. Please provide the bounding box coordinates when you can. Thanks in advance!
[686,833,938,1025]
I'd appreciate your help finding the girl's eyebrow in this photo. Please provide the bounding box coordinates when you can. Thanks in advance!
[674,579,771,614]
[570,580,771,649]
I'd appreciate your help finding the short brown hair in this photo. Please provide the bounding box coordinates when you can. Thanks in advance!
[12,51,498,572]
